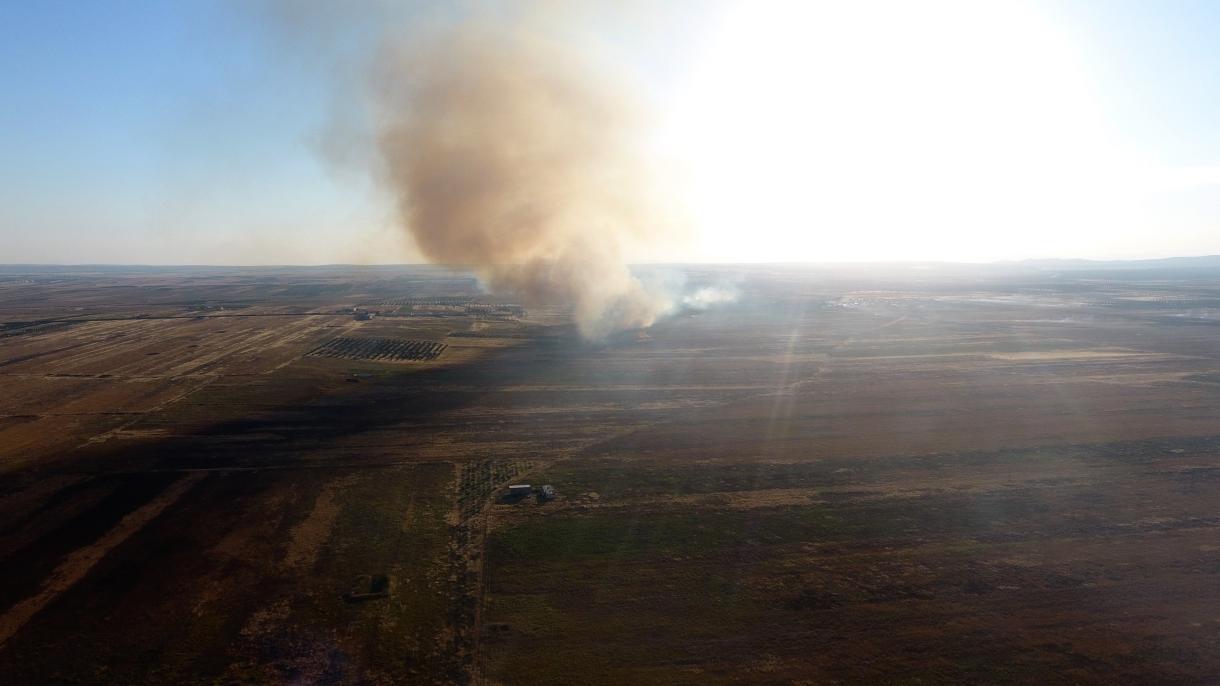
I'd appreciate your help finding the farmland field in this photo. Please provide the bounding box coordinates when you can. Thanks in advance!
[6,263,1220,683]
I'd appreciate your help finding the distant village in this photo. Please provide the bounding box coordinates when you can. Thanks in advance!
[347,298,525,321]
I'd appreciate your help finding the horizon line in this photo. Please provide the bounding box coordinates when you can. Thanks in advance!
[4,254,1220,270]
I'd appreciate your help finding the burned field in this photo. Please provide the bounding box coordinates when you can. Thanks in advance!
[7,263,1220,683]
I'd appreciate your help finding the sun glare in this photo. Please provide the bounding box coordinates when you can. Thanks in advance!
[663,0,1119,263]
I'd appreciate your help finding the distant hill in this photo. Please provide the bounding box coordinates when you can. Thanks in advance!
[1015,255,1220,271]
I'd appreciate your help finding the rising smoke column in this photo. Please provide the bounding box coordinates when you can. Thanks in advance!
[373,19,675,339]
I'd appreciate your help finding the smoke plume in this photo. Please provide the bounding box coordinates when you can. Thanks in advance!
[372,17,677,339]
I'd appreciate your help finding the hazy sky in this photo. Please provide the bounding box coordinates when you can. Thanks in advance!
[2,0,1219,265]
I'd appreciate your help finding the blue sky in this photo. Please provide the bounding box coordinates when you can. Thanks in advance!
[1,1,1218,264]
[1049,0,1220,164]
[1,0,382,264]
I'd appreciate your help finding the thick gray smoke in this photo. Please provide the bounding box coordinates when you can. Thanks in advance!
[373,19,676,339]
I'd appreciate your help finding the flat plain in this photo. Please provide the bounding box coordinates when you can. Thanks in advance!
[5,262,1220,684]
